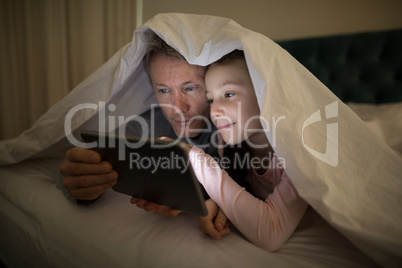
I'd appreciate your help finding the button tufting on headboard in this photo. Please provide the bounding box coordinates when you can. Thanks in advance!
[278,29,402,103]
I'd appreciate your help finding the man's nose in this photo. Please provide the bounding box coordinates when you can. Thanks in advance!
[173,93,190,113]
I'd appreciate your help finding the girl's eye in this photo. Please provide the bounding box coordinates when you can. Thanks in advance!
[207,99,214,104]
[225,93,235,98]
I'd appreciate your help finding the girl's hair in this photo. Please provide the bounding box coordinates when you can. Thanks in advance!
[142,32,186,74]
[208,49,250,77]
[214,49,246,65]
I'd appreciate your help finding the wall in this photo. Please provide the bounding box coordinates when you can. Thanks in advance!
[142,0,402,40]
[0,0,137,139]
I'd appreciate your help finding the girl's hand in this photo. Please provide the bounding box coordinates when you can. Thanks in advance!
[199,199,231,239]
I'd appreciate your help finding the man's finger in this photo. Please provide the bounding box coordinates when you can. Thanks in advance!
[168,208,182,218]
[62,171,118,190]
[65,147,102,163]
[69,181,117,200]
[146,202,182,217]
[135,199,150,209]
[60,161,113,176]
[132,200,182,217]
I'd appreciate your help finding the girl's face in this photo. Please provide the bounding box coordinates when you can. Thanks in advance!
[205,60,262,145]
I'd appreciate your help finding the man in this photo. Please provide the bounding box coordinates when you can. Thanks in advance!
[60,33,230,239]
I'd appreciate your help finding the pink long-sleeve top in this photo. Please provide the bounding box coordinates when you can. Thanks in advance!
[189,146,308,252]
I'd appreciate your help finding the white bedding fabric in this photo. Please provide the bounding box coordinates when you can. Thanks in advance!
[347,102,402,158]
[0,13,401,267]
[0,158,377,268]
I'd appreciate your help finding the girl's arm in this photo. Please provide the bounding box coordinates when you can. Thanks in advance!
[189,147,308,252]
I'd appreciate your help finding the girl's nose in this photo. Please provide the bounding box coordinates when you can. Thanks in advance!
[210,102,224,119]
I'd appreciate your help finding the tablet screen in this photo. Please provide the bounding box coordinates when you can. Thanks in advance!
[81,130,208,216]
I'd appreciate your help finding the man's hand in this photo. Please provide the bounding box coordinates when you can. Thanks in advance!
[130,197,182,217]
[199,199,230,240]
[60,147,118,200]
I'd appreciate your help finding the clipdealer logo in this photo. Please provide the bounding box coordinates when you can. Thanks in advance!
[302,101,338,167]
[64,100,339,167]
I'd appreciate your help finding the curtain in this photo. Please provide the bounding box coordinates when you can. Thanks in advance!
[0,0,137,140]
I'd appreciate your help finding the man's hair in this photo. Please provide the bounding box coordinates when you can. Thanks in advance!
[142,32,185,74]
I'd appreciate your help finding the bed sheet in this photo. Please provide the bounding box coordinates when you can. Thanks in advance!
[347,102,402,158]
[0,158,377,268]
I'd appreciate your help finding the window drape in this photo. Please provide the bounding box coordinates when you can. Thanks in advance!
[0,0,137,140]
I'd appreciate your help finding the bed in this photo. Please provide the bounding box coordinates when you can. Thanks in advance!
[1,14,401,268]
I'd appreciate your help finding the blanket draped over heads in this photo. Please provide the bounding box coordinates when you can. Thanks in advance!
[0,13,401,266]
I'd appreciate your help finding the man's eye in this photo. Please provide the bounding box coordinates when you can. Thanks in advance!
[225,93,235,98]
[185,86,196,91]
[159,89,169,93]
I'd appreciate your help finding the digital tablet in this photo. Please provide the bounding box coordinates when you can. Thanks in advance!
[81,130,208,216]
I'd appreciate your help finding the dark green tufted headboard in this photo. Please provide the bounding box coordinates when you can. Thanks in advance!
[277,29,402,103]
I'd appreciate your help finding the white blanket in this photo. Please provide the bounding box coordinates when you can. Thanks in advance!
[1,13,401,267]
[0,157,377,268]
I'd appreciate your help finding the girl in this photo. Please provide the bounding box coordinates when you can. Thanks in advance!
[188,50,308,252]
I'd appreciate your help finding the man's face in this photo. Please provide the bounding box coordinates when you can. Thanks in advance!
[149,53,210,138]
